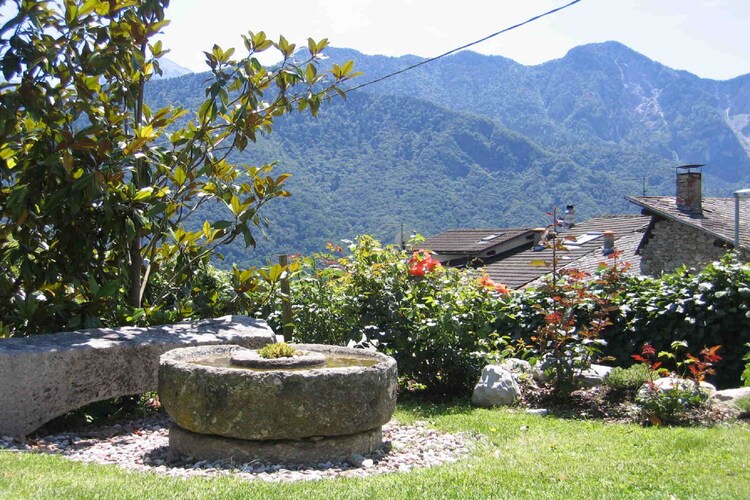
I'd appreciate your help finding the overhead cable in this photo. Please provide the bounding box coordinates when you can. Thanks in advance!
[344,0,583,93]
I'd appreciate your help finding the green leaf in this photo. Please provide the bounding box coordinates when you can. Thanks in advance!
[133,187,154,201]
[173,166,187,186]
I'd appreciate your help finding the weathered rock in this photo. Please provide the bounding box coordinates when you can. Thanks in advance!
[526,408,549,416]
[637,377,717,401]
[471,365,521,407]
[229,349,326,369]
[0,315,275,437]
[708,387,750,412]
[168,424,384,464]
[498,358,533,382]
[579,364,614,388]
[532,365,549,384]
[159,344,398,441]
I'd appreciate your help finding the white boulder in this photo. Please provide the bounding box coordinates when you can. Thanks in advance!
[708,387,750,412]
[471,365,521,407]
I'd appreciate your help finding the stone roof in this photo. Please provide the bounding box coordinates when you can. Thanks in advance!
[419,228,533,255]
[625,196,750,251]
[484,214,650,289]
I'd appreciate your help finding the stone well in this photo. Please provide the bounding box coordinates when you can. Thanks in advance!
[158,344,398,463]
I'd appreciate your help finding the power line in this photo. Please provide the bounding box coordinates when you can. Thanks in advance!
[344,0,583,93]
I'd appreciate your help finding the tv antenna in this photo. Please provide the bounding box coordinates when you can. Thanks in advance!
[627,176,650,196]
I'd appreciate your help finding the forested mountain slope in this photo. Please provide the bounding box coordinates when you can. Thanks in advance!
[146,43,750,266]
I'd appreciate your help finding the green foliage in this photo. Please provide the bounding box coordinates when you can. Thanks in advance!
[604,364,651,393]
[515,211,624,395]
[603,254,750,388]
[742,345,750,387]
[275,236,511,394]
[630,341,721,425]
[273,241,749,393]
[257,342,298,359]
[0,0,358,335]
[636,383,708,426]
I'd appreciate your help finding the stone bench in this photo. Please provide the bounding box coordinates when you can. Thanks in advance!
[0,315,275,437]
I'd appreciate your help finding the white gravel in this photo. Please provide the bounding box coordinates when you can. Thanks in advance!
[0,416,478,482]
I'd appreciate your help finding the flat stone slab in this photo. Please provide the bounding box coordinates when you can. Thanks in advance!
[0,316,275,437]
[169,425,384,464]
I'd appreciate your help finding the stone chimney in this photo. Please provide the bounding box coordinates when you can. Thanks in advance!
[563,205,575,229]
[602,231,615,255]
[676,165,704,214]
[532,228,546,250]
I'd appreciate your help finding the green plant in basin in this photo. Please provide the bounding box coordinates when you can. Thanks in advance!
[258,342,298,359]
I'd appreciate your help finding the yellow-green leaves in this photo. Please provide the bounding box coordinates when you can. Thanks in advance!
[124,124,157,155]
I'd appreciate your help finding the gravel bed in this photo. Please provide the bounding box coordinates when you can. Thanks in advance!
[0,416,478,482]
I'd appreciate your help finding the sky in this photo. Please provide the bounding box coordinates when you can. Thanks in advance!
[157,0,750,81]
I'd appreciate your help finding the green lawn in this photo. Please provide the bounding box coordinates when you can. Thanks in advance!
[1,401,748,499]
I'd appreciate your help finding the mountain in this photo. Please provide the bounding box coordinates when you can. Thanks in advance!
[323,42,750,184]
[145,43,750,267]
[153,58,192,80]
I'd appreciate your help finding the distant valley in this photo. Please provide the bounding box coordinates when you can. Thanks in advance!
[147,42,750,267]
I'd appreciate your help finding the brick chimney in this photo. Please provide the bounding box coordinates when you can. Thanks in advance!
[676,165,704,214]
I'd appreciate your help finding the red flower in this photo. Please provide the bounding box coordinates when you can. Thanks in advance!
[407,250,441,276]
[478,275,510,295]
[641,343,656,357]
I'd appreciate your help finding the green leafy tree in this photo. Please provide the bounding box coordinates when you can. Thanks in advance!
[0,0,359,335]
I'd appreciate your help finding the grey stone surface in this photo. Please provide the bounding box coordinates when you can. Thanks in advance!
[168,424,384,464]
[708,387,750,412]
[579,364,614,388]
[640,218,728,275]
[159,344,398,441]
[498,358,533,382]
[471,365,521,407]
[0,316,275,437]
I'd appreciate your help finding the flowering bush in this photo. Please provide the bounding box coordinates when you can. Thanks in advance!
[268,236,512,394]
[260,239,749,394]
[478,275,510,295]
[407,250,441,277]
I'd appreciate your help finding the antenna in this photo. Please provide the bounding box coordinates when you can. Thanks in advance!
[627,176,650,196]
[394,223,407,250]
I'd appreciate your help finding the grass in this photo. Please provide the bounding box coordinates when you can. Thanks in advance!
[1,400,749,499]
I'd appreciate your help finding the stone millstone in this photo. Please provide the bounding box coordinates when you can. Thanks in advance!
[158,344,398,441]
[168,424,383,464]
[229,348,326,369]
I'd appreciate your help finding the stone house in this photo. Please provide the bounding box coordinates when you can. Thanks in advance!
[626,168,750,275]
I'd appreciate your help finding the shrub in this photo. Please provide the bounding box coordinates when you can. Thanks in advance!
[631,341,721,425]
[742,345,750,387]
[602,254,750,388]
[275,236,512,395]
[604,364,651,393]
[636,383,708,425]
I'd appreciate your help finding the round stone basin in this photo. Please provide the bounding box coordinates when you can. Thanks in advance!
[158,344,398,442]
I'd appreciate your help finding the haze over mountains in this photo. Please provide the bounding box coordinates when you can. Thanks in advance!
[147,42,750,266]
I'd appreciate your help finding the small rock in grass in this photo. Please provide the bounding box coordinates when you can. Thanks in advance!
[526,409,549,416]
